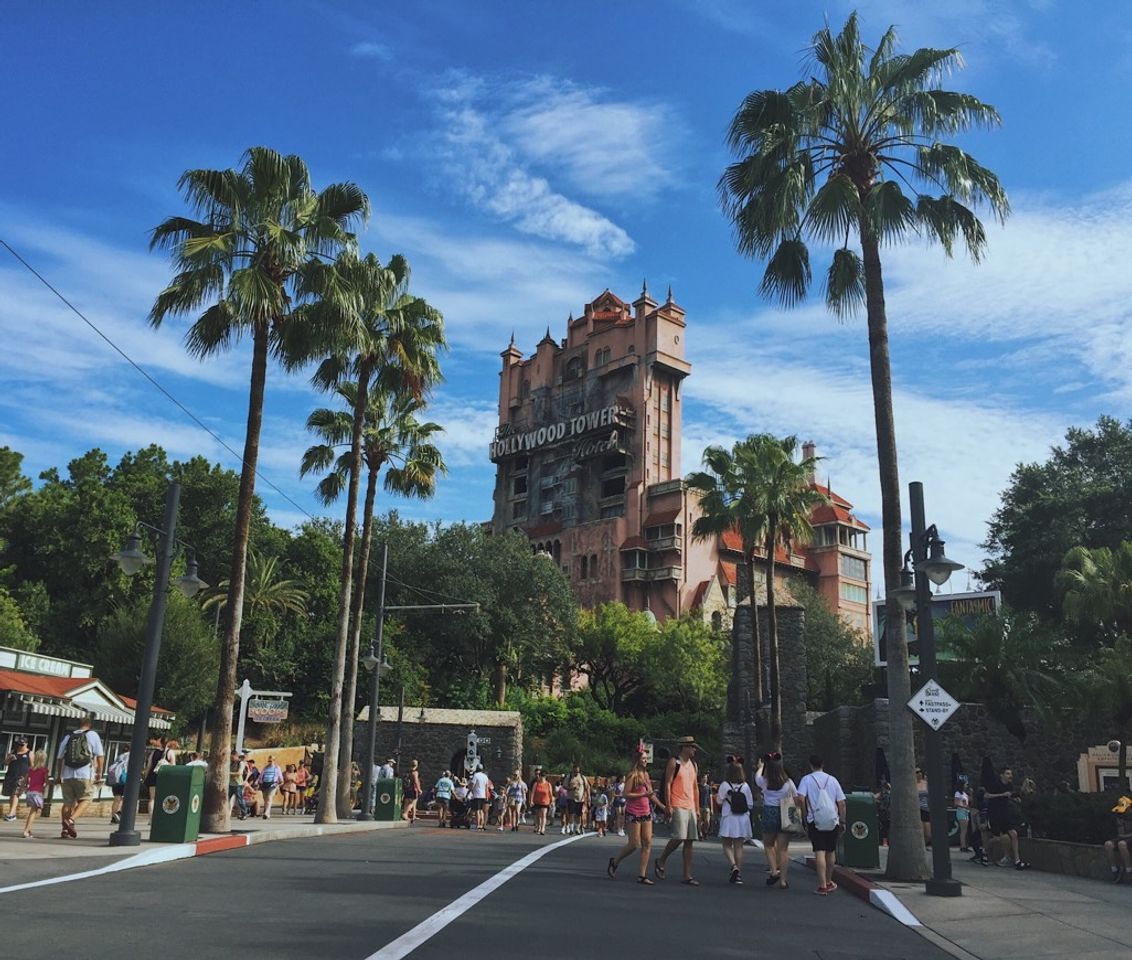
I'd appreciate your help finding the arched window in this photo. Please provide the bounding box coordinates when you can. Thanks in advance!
[580,555,588,579]
[590,554,598,579]
[565,356,585,380]
[711,611,723,633]
[552,540,561,563]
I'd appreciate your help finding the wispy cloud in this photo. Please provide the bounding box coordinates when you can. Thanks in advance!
[350,40,391,60]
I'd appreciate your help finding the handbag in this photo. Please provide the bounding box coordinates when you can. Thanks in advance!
[780,795,806,834]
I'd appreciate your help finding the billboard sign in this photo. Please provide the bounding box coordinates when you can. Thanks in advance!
[247,698,289,723]
[873,590,1000,667]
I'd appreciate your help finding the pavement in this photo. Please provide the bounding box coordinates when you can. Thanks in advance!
[0,822,948,960]
[0,809,405,889]
[869,848,1132,960]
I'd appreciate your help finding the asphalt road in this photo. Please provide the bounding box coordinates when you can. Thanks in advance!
[1,825,950,959]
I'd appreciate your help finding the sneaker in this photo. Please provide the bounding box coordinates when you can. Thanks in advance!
[3,814,16,822]
[729,868,740,885]
[735,873,743,885]
[110,813,121,824]
[977,854,991,866]
[1015,860,1029,870]
[997,857,1012,867]
[561,826,566,835]
[618,829,625,837]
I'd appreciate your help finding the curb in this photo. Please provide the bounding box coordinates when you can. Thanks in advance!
[800,855,922,927]
[0,819,407,896]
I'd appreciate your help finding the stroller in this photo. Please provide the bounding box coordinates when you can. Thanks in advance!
[449,794,472,829]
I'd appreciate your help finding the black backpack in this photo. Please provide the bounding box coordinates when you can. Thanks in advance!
[727,782,749,815]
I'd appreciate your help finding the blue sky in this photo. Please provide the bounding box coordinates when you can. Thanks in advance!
[3,1,1131,579]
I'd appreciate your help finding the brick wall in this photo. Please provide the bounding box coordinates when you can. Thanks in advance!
[353,720,523,785]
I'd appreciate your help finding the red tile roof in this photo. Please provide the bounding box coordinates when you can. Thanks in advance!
[619,536,648,550]
[811,483,853,509]
[811,504,871,531]
[721,529,743,553]
[118,694,174,716]
[0,670,90,698]
[689,580,710,608]
[720,561,738,587]
[645,508,680,526]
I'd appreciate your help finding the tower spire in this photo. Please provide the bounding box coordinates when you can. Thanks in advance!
[666,284,674,304]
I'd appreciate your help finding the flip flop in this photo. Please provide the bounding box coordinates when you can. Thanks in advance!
[681,878,701,886]
[637,876,654,885]
[653,858,666,880]
[607,857,618,879]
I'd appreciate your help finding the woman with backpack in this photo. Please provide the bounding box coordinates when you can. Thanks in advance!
[107,748,130,824]
[755,753,798,889]
[717,756,755,885]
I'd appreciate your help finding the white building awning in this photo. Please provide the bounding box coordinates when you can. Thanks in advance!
[16,695,87,719]
[16,695,173,730]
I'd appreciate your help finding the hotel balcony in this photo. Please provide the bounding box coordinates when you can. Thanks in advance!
[646,535,681,553]
[621,568,649,583]
[646,565,681,581]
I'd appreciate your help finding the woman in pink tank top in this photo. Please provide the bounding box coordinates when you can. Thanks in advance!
[607,747,666,885]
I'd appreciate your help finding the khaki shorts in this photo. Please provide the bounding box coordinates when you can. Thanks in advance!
[61,778,93,804]
[670,806,698,841]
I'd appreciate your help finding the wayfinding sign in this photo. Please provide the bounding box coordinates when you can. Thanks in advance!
[907,679,960,731]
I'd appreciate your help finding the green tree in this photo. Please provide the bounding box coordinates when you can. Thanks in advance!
[575,603,665,713]
[985,417,1132,620]
[149,146,369,830]
[0,447,31,510]
[718,13,1009,880]
[200,550,309,619]
[302,378,446,817]
[1078,639,1132,786]
[302,251,445,821]
[1056,542,1132,644]
[0,585,38,651]
[936,608,1064,741]
[794,582,874,710]
[95,592,221,721]
[644,615,728,714]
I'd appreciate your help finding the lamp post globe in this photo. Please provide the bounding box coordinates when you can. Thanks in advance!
[921,534,964,586]
[113,531,152,576]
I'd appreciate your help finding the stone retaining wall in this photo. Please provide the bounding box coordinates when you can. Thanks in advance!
[1020,837,1112,882]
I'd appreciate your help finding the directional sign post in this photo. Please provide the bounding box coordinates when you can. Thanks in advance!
[908,679,960,731]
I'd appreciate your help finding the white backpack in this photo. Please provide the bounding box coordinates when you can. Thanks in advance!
[808,774,839,831]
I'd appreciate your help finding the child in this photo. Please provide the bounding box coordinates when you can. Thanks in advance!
[594,786,610,837]
[22,750,48,838]
[954,778,971,851]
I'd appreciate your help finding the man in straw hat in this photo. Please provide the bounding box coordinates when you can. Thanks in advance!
[654,735,701,885]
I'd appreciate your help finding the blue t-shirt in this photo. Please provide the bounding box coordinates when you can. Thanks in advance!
[435,776,454,799]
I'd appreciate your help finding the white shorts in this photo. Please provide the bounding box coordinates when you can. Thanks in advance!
[669,807,698,841]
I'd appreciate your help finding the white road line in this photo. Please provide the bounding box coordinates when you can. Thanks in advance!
[364,833,591,960]
[0,843,196,895]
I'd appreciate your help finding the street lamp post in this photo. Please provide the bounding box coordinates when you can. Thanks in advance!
[906,481,964,896]
[358,542,390,821]
[108,481,208,847]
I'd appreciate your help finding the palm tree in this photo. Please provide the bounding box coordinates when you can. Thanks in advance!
[687,439,770,747]
[302,253,445,822]
[754,435,827,749]
[1085,639,1132,787]
[1056,543,1132,642]
[301,381,446,816]
[718,13,1009,880]
[149,147,368,831]
[200,550,309,618]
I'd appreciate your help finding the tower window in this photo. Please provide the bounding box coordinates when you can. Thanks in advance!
[580,555,588,579]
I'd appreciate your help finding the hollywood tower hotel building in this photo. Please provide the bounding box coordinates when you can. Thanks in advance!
[489,286,872,630]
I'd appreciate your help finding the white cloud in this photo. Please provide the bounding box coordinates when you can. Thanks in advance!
[350,41,391,60]
[426,397,498,468]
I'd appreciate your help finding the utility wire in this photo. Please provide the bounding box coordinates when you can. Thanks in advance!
[0,238,477,608]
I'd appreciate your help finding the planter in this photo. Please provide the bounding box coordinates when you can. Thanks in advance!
[1019,837,1112,882]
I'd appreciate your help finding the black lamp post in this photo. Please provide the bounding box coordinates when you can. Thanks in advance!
[358,542,390,821]
[108,481,207,846]
[897,481,964,896]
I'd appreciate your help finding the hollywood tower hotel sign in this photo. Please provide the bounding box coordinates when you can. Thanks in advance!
[489,285,720,620]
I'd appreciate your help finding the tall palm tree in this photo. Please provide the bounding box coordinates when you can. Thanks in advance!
[149,147,368,831]
[302,253,445,822]
[301,382,446,816]
[754,435,827,749]
[718,13,1009,880]
[687,439,770,747]
[1056,543,1132,642]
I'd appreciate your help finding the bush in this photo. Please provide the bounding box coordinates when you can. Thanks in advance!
[1022,790,1127,845]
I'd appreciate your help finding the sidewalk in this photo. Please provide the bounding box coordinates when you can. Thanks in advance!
[0,810,406,890]
[872,848,1132,960]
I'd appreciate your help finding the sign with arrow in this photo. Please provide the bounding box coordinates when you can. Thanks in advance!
[908,679,960,731]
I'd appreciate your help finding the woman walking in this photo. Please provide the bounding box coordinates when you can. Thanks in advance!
[281,763,299,815]
[402,760,422,824]
[259,755,282,819]
[530,770,554,835]
[718,757,755,884]
[3,738,30,821]
[607,746,666,885]
[504,772,525,831]
[755,753,797,889]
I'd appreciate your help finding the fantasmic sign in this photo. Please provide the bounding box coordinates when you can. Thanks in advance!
[490,404,629,460]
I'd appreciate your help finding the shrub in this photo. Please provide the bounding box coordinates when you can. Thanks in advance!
[1022,790,1127,845]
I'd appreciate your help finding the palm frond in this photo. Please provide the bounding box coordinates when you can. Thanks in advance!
[760,238,812,307]
[824,247,865,318]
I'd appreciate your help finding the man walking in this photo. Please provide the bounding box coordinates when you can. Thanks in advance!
[565,763,589,835]
[229,749,249,821]
[434,770,455,827]
[55,713,104,839]
[797,754,846,895]
[469,764,490,831]
[654,736,700,885]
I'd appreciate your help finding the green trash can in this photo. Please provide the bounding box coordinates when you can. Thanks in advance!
[373,777,402,821]
[150,765,205,843]
[838,791,880,869]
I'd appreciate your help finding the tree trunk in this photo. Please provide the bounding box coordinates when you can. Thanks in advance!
[494,660,507,707]
[861,227,928,882]
[766,523,782,752]
[335,463,379,817]
[318,360,371,824]
[202,324,268,833]
[743,540,765,749]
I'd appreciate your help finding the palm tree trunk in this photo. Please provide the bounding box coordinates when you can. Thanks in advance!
[861,227,928,882]
[744,540,765,749]
[335,464,378,817]
[494,660,507,707]
[318,361,372,824]
[202,324,268,832]
[766,525,782,752]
